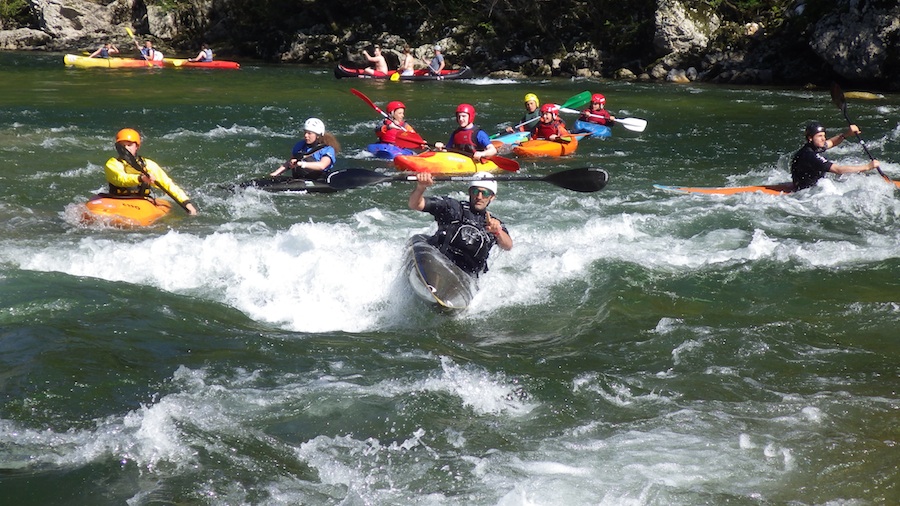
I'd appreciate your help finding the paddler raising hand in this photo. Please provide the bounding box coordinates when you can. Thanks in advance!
[408,171,512,276]
[105,128,198,215]
[790,121,880,191]
[433,103,497,162]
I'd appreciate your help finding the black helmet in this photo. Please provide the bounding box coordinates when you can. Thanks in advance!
[805,121,826,138]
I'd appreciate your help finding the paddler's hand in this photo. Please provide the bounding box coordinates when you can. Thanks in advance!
[485,211,503,237]
[433,142,445,151]
[185,202,199,215]
[414,172,434,188]
[139,173,156,186]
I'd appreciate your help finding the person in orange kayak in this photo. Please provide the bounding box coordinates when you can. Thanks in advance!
[376,101,425,148]
[270,118,340,180]
[790,121,879,191]
[433,103,497,161]
[579,93,617,126]
[409,171,512,275]
[531,103,570,141]
[105,128,198,215]
[505,93,540,133]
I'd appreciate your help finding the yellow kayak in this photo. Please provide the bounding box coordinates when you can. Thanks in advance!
[81,195,173,227]
[394,151,503,174]
[64,54,162,68]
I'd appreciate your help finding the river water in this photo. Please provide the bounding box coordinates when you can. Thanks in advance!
[1,51,897,505]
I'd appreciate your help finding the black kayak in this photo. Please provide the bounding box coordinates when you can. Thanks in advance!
[237,175,339,193]
[333,63,474,81]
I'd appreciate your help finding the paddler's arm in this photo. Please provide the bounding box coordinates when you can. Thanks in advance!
[409,172,434,211]
[830,159,879,175]
[144,159,198,215]
[297,154,332,172]
[485,211,512,251]
[825,125,860,149]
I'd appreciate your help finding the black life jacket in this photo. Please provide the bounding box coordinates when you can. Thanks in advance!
[428,200,495,275]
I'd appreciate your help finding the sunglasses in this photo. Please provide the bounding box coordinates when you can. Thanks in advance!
[469,188,494,198]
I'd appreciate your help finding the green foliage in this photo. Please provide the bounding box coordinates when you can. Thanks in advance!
[0,0,30,26]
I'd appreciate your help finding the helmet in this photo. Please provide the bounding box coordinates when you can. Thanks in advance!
[591,93,606,104]
[456,103,476,123]
[524,93,539,106]
[433,45,441,52]
[805,121,826,138]
[540,103,559,115]
[387,101,405,114]
[469,171,497,195]
[115,128,141,146]
[304,117,325,135]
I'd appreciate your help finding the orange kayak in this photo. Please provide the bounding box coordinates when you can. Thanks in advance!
[513,138,578,157]
[394,151,503,174]
[81,195,173,227]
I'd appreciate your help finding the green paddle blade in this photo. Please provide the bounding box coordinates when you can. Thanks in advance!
[560,91,592,111]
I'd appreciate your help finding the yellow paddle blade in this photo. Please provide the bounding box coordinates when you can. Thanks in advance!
[125,27,134,38]
[390,72,400,81]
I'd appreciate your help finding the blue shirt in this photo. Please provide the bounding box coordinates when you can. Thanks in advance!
[292,141,336,171]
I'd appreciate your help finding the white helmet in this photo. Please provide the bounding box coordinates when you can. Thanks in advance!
[304,117,325,135]
[469,171,497,195]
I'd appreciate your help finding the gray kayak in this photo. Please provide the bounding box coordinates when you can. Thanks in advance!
[403,235,477,310]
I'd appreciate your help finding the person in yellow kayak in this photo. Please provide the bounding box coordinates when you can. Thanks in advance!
[433,103,497,161]
[505,93,540,133]
[88,43,119,58]
[531,103,570,141]
[409,171,512,275]
[105,128,198,215]
[270,118,340,180]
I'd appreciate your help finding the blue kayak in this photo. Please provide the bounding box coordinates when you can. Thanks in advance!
[572,120,612,139]
[489,131,530,147]
[366,143,415,160]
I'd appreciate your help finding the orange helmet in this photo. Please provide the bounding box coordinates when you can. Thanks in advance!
[456,103,475,122]
[387,101,405,114]
[115,128,141,146]
[591,93,606,104]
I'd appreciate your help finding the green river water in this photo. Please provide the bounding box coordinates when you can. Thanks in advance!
[0,51,898,505]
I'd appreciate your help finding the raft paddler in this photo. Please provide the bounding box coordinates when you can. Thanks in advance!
[408,171,512,276]
[790,121,880,191]
[270,118,340,180]
[433,103,497,162]
[105,128,198,215]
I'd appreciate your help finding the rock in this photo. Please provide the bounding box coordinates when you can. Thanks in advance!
[666,68,689,83]
[810,5,900,80]
[654,0,720,56]
[0,28,51,49]
[614,68,636,80]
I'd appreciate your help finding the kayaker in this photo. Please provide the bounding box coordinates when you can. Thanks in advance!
[505,93,540,133]
[579,93,616,126]
[376,101,425,148]
[141,40,164,61]
[427,45,445,77]
[188,44,213,62]
[398,45,416,76]
[790,121,880,191]
[531,104,570,141]
[362,45,388,75]
[408,171,512,275]
[88,43,119,58]
[105,128,198,215]
[270,118,340,180]
[433,104,497,161]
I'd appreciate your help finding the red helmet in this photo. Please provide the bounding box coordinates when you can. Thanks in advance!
[456,103,475,122]
[540,103,559,115]
[591,93,606,104]
[387,101,405,114]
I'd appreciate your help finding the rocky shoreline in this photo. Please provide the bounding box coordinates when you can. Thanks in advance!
[3,0,899,91]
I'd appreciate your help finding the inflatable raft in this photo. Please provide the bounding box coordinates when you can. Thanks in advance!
[334,64,474,81]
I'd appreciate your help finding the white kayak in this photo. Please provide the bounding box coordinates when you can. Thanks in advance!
[402,235,477,310]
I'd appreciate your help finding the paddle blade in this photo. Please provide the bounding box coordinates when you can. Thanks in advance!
[125,27,135,38]
[394,130,427,149]
[618,117,647,132]
[486,155,519,172]
[543,168,609,192]
[390,72,400,81]
[560,91,592,111]
[326,168,396,190]
[830,82,846,110]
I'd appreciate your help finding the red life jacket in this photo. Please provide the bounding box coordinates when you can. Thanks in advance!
[450,126,481,153]
[377,120,414,144]
[532,119,565,140]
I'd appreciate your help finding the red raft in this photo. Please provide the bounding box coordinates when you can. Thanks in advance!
[334,64,473,81]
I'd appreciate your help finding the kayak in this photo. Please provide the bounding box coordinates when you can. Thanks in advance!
[513,138,579,157]
[163,58,240,69]
[403,235,476,310]
[572,120,612,139]
[64,54,162,68]
[334,63,474,81]
[238,175,339,193]
[80,194,172,227]
[366,143,416,160]
[490,131,530,149]
[653,183,794,195]
[394,151,504,174]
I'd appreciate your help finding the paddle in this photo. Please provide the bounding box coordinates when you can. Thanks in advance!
[829,82,890,182]
[125,27,153,67]
[390,71,401,82]
[490,91,592,139]
[442,148,520,172]
[558,107,648,133]
[350,88,428,148]
[327,167,608,192]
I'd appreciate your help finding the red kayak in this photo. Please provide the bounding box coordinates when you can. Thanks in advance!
[163,58,240,69]
[334,63,473,81]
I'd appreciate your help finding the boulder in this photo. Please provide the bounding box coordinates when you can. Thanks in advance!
[654,0,720,56]
[810,5,900,80]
